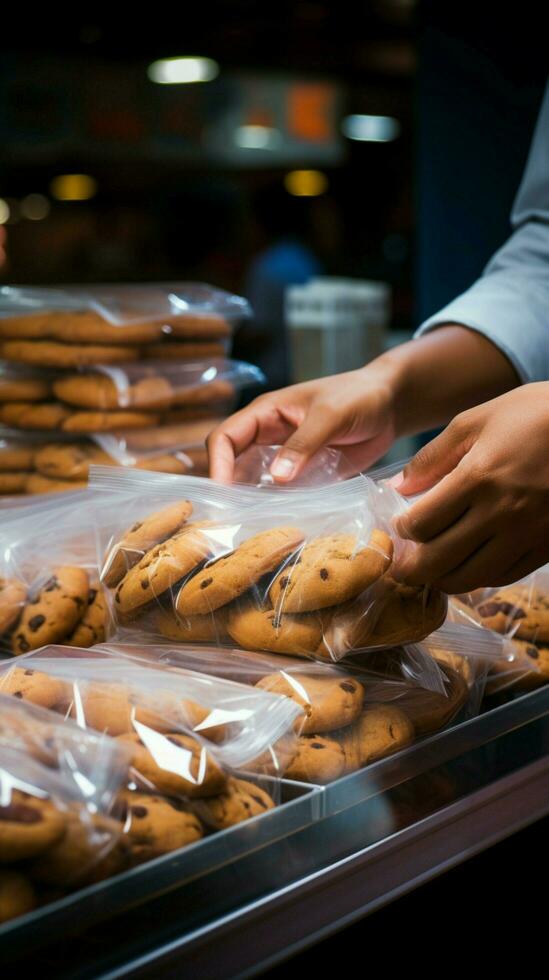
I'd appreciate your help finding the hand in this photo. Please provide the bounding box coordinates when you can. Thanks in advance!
[207,363,399,483]
[392,383,549,593]
[208,325,519,483]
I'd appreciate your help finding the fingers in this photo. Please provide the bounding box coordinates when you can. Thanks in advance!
[395,414,475,496]
[393,508,493,588]
[207,404,262,482]
[270,401,344,482]
[394,464,472,542]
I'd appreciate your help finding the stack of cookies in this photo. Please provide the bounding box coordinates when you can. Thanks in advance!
[0,284,256,497]
[0,568,108,655]
[0,437,210,495]
[102,501,446,657]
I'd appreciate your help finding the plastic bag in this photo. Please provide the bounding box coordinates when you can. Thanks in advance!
[0,359,263,432]
[0,283,250,368]
[0,488,114,652]
[447,571,549,695]
[0,647,303,776]
[92,465,446,661]
[0,427,213,497]
[113,637,479,784]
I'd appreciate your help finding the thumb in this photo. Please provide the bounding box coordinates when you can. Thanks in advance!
[270,402,340,482]
[393,414,474,496]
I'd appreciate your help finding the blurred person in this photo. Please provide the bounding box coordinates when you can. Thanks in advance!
[209,82,549,594]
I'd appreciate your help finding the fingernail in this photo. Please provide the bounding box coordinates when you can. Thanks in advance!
[270,456,296,480]
[387,471,404,490]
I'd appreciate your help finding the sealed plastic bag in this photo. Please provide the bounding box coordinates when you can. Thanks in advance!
[0,488,112,652]
[0,283,250,367]
[92,465,446,660]
[0,359,263,432]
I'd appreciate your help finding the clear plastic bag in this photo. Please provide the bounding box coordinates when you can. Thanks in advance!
[447,569,549,695]
[0,489,113,652]
[91,465,447,661]
[0,359,263,432]
[0,647,303,776]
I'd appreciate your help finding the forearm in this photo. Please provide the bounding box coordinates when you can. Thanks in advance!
[374,324,521,438]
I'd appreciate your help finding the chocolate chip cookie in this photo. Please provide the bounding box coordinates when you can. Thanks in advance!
[337,704,415,773]
[194,777,275,829]
[284,733,346,783]
[0,340,140,367]
[117,790,203,862]
[117,731,227,798]
[0,577,26,636]
[102,500,193,587]
[176,526,304,615]
[11,566,90,654]
[269,529,393,613]
[64,585,107,647]
[0,790,67,861]
[226,604,325,658]
[255,671,365,733]
[0,666,67,708]
[477,586,549,643]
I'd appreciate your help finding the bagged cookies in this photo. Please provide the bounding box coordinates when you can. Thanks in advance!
[92,466,446,661]
[0,359,262,432]
[0,282,250,366]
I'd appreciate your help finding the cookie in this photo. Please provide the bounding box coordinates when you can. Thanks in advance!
[194,777,275,830]
[486,638,549,694]
[71,682,208,737]
[64,585,107,647]
[0,871,36,923]
[117,790,203,862]
[114,522,215,615]
[386,666,468,736]
[0,446,35,472]
[29,810,130,886]
[171,378,235,408]
[124,419,220,451]
[118,731,227,797]
[24,473,87,494]
[0,312,53,339]
[0,472,28,494]
[476,586,549,643]
[152,606,231,644]
[103,500,193,589]
[269,529,393,613]
[143,342,226,360]
[427,646,475,686]
[0,377,51,402]
[61,409,161,432]
[33,443,114,481]
[176,526,304,616]
[163,314,231,340]
[0,666,66,708]
[1,401,73,429]
[324,577,447,655]
[255,671,364,734]
[50,312,163,345]
[134,455,191,475]
[162,405,232,425]
[54,374,174,411]
[336,704,415,773]
[0,340,140,367]
[0,577,27,636]
[284,733,346,783]
[11,566,90,655]
[227,604,325,658]
[0,790,67,862]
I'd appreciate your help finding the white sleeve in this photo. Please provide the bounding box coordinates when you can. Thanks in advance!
[415,81,549,383]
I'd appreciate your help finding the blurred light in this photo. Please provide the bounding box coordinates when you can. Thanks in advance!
[148,57,219,84]
[0,199,10,224]
[235,125,281,149]
[50,174,97,201]
[20,194,51,220]
[342,114,400,142]
[284,170,329,197]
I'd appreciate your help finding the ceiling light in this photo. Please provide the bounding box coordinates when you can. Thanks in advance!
[284,170,329,197]
[342,114,400,142]
[235,125,281,149]
[50,175,97,201]
[148,57,219,84]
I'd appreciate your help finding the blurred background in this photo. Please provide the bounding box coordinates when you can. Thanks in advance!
[0,1,546,400]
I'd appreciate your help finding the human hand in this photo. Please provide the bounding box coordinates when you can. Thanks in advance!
[392,383,549,593]
[207,363,399,483]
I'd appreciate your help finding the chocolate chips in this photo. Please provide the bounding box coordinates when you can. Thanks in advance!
[131,805,148,819]
[140,579,149,590]
[320,568,329,580]
[279,576,289,589]
[130,522,143,533]
[478,601,526,620]
[44,578,59,592]
[15,635,30,653]
[200,578,213,590]
[527,646,540,660]
[339,681,355,693]
[28,614,46,632]
[311,742,324,749]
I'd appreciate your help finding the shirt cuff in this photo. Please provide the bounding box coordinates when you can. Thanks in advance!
[414,277,549,384]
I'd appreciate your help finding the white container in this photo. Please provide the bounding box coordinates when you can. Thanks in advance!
[285,277,390,383]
